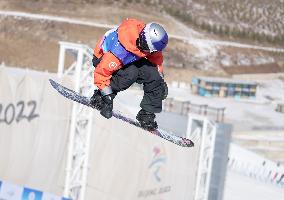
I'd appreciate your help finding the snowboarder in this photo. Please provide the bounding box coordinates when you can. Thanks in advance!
[90,18,168,130]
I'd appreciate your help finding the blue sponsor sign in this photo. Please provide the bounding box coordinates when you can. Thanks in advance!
[22,188,43,200]
[0,180,71,200]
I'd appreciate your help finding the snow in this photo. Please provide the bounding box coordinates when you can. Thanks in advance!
[115,77,284,132]
[224,170,284,200]
[257,79,284,102]
[237,54,252,65]
[115,84,284,200]
[3,65,284,200]
[221,55,232,66]
[1,10,284,199]
[0,10,116,29]
[253,56,274,65]
[219,52,276,67]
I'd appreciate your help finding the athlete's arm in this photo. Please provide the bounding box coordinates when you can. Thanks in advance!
[94,52,122,95]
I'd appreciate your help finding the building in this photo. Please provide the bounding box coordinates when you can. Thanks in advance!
[191,76,258,99]
[276,103,284,113]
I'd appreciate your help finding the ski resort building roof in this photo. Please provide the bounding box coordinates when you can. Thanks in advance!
[195,76,258,85]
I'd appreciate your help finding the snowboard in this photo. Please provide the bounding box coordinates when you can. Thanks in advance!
[49,79,194,147]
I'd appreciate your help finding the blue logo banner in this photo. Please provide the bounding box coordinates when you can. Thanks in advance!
[0,180,71,200]
[22,188,43,200]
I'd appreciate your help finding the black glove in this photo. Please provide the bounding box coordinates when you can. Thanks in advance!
[161,81,168,100]
[92,55,102,68]
[100,93,116,119]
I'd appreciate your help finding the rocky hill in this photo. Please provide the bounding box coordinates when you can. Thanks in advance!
[0,0,283,82]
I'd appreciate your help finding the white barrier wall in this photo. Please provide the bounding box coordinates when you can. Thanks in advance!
[86,112,201,200]
[228,144,284,186]
[0,66,73,197]
[0,65,202,200]
[0,180,71,200]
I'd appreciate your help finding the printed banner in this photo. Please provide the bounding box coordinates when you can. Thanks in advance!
[0,180,71,200]
[85,112,201,200]
[0,67,73,197]
[0,181,23,200]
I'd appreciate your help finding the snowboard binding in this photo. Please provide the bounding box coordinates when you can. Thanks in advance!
[90,90,116,119]
[89,90,104,110]
[136,109,158,131]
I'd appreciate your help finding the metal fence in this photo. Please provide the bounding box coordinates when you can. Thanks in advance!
[228,144,284,187]
[163,98,226,122]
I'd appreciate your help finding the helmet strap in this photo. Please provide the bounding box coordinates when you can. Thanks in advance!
[136,37,150,52]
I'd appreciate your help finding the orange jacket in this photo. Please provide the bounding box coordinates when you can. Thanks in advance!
[93,18,164,91]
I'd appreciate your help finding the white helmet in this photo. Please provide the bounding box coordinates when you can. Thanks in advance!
[138,22,168,53]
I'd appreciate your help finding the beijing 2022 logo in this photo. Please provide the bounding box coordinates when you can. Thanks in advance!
[148,145,167,182]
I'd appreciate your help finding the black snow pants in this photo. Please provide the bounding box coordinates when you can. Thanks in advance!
[110,58,165,113]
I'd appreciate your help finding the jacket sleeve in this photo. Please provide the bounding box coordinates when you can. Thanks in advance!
[94,52,122,95]
[146,52,164,77]
[93,37,104,58]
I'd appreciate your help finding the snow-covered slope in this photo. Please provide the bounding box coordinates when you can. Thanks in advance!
[224,171,284,200]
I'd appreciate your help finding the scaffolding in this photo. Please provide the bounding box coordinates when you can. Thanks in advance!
[57,41,95,200]
[57,41,231,200]
[187,114,231,200]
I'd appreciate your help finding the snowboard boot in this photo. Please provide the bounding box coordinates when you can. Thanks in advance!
[89,90,104,110]
[136,109,158,131]
[100,93,116,119]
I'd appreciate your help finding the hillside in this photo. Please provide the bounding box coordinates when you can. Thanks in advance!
[0,0,284,82]
[146,0,284,44]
